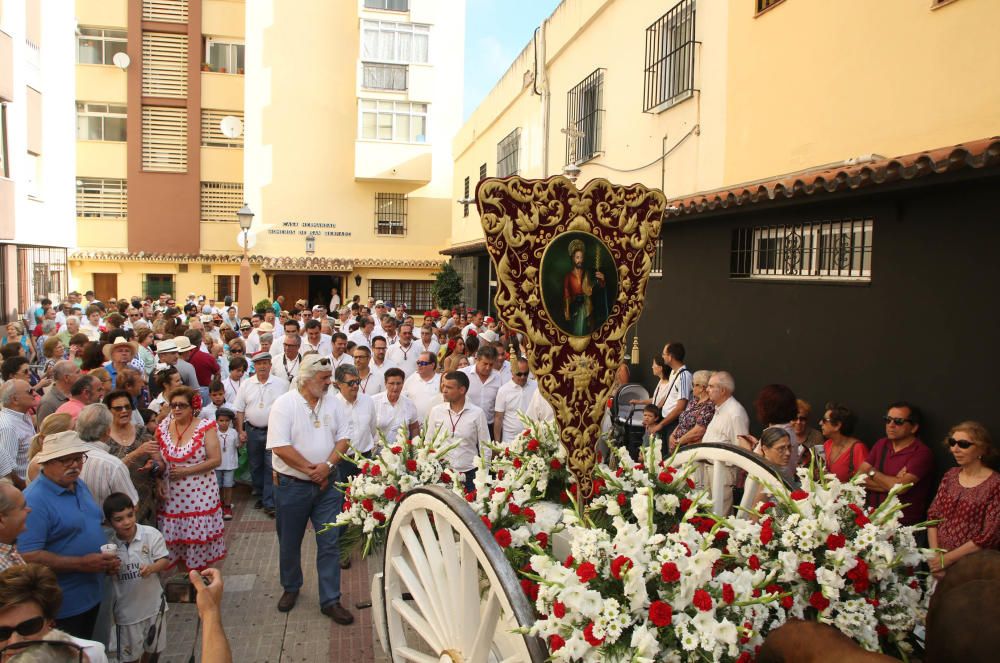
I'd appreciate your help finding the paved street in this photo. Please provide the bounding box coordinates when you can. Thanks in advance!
[159,485,383,662]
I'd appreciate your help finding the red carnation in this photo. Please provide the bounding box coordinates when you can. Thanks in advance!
[876,624,888,637]
[552,601,566,618]
[692,589,713,612]
[576,561,598,583]
[758,501,776,513]
[465,490,476,502]
[494,528,512,548]
[372,511,385,523]
[760,518,774,545]
[527,439,540,452]
[548,634,565,652]
[826,532,846,550]
[736,652,753,663]
[748,555,761,570]
[520,579,539,600]
[781,594,794,610]
[722,583,735,604]
[390,446,402,454]
[497,470,505,480]
[508,503,521,515]
[535,532,548,548]
[848,503,870,527]
[649,600,673,627]
[616,492,627,507]
[481,515,492,529]
[405,459,417,472]
[798,562,817,581]
[383,486,399,501]
[370,464,382,477]
[361,499,374,511]
[809,591,830,611]
[513,458,523,469]
[661,562,681,583]
[686,477,695,489]
[563,555,574,568]
[680,498,693,513]
[790,489,809,500]
[440,472,452,483]
[523,507,536,523]
[583,622,604,646]
[658,470,674,484]
[550,458,562,470]
[610,555,632,580]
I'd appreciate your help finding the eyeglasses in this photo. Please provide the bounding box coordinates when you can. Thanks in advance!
[0,616,47,641]
[315,357,331,366]
[416,360,433,366]
[55,454,87,467]
[819,417,834,424]
[0,639,84,662]
[169,402,192,410]
[947,437,976,450]
[514,372,529,377]
[283,344,299,349]
[340,379,361,387]
[884,416,913,426]
[110,404,133,412]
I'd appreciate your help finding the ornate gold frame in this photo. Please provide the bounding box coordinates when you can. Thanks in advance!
[477,176,667,495]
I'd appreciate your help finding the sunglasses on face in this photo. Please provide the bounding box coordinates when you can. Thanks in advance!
[110,404,132,412]
[169,402,191,410]
[416,360,433,366]
[341,379,361,387]
[884,416,912,426]
[514,372,529,377]
[947,437,976,450]
[0,616,47,640]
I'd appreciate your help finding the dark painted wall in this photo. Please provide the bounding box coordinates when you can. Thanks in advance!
[637,174,1000,471]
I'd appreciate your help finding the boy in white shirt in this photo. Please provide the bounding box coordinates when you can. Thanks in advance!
[104,492,170,663]
[223,356,248,403]
[215,407,239,521]
[200,381,235,421]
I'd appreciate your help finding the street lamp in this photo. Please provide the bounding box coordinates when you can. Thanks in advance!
[236,204,254,318]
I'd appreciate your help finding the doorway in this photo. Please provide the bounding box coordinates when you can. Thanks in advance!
[270,273,344,310]
[309,274,343,309]
[93,273,118,303]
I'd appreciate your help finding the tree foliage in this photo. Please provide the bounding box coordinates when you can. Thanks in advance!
[431,261,464,310]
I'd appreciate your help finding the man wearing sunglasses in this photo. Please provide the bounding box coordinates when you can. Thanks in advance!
[857,401,934,528]
[493,357,537,444]
[402,352,442,422]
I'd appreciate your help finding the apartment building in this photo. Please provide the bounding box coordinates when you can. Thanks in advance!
[0,0,76,322]
[71,0,463,311]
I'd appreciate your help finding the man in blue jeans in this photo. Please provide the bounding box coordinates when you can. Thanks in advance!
[266,355,355,624]
[234,352,284,516]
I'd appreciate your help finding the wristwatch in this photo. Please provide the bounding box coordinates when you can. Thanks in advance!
[325,460,336,472]
[867,469,876,478]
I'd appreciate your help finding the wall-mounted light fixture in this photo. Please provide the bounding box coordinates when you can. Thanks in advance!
[354,274,362,287]
[305,236,316,254]
[252,272,260,286]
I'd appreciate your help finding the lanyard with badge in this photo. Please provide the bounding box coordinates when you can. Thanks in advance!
[448,409,465,434]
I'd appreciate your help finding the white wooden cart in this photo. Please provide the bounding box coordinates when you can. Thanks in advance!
[370,443,791,662]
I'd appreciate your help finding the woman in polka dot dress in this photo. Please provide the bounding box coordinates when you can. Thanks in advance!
[157,386,227,571]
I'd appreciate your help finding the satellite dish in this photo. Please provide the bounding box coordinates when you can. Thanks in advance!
[112,52,130,70]
[219,116,243,139]
[236,231,257,250]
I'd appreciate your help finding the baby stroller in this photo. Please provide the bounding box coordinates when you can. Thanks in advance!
[611,383,650,462]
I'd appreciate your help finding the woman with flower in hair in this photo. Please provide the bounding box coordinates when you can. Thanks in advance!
[156,386,226,571]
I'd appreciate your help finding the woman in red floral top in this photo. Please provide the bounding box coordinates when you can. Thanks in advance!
[927,421,1000,577]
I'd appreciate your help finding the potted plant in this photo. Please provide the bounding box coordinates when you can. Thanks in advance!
[201,62,211,72]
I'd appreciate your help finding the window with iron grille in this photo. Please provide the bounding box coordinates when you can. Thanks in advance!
[215,275,239,301]
[375,193,407,236]
[16,247,67,314]
[77,28,127,65]
[364,0,409,12]
[76,102,127,141]
[362,62,408,91]
[496,128,521,178]
[731,219,873,282]
[463,176,470,217]
[755,0,785,14]
[643,0,697,113]
[76,178,127,218]
[650,239,663,277]
[565,69,605,165]
[142,274,174,299]
[370,280,433,311]
[479,163,487,181]
[201,182,243,222]
[201,110,244,148]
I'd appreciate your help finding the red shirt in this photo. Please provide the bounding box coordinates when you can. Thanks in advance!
[928,468,1000,552]
[865,437,935,525]
[823,439,868,483]
[187,348,220,387]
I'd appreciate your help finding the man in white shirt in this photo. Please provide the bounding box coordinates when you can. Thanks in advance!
[352,345,384,396]
[493,357,538,443]
[380,315,398,346]
[328,332,354,370]
[426,371,490,493]
[372,367,419,444]
[460,346,502,440]
[370,302,388,336]
[271,333,302,386]
[76,404,140,508]
[333,365,377,461]
[328,287,341,313]
[652,342,692,443]
[491,342,512,385]
[461,310,484,340]
[701,371,750,514]
[347,317,375,350]
[370,336,395,375]
[267,354,354,625]
[246,321,275,356]
[301,320,332,356]
[234,352,286,515]
[417,325,440,357]
[386,323,418,377]
[525,386,556,422]
[402,351,442,422]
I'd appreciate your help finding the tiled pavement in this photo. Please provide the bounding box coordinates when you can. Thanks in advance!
[158,485,383,662]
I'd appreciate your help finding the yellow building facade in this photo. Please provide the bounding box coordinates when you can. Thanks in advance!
[72,0,465,313]
[449,0,999,308]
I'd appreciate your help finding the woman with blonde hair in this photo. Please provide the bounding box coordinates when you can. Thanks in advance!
[26,413,73,483]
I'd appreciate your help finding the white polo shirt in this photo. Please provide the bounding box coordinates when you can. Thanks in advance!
[402,372,442,422]
[271,353,302,385]
[526,388,555,422]
[347,329,373,349]
[109,524,169,624]
[371,392,418,444]
[266,390,352,481]
[302,334,332,356]
[233,374,287,428]
[329,352,355,371]
[494,379,538,442]
[461,366,502,424]
[335,391,377,454]
[418,339,440,356]
[222,376,247,404]
[703,396,750,447]
[425,401,490,472]
[661,365,693,421]
[386,342,419,377]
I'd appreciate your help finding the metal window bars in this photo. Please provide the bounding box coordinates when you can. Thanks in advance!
[369,280,433,311]
[565,68,605,165]
[643,0,697,113]
[731,219,874,282]
[463,177,470,218]
[214,275,239,301]
[141,274,174,299]
[756,0,785,15]
[496,128,521,177]
[375,193,407,236]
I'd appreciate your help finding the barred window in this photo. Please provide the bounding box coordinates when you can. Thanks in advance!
[201,182,244,221]
[76,102,126,142]
[370,280,433,311]
[643,0,696,113]
[565,69,605,165]
[76,178,127,218]
[77,28,127,65]
[142,274,174,299]
[731,219,874,282]
[463,177,470,218]
[650,239,663,278]
[375,193,406,236]
[756,0,785,14]
[496,128,521,177]
[215,275,239,301]
[201,110,244,148]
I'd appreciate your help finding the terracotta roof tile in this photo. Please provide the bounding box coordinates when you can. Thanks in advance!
[667,136,1000,218]
[68,251,441,271]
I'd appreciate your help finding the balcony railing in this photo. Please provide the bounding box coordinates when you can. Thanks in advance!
[362,62,407,91]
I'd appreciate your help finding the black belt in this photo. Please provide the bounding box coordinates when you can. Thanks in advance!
[276,472,312,483]
[246,423,268,431]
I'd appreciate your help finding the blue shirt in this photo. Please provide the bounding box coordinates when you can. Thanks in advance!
[20,475,106,618]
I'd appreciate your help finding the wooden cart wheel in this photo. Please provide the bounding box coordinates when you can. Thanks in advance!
[378,485,547,663]
[673,442,791,516]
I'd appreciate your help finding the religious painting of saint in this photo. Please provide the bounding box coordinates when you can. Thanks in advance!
[541,232,618,337]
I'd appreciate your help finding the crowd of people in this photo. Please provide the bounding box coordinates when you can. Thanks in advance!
[0,290,995,660]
